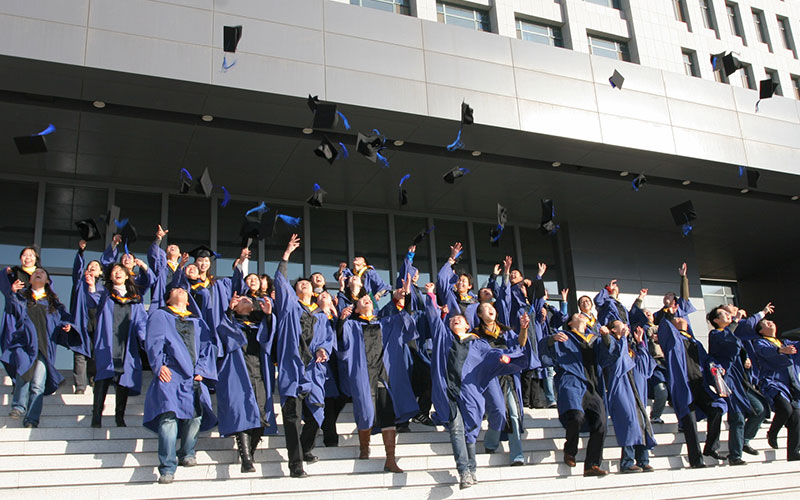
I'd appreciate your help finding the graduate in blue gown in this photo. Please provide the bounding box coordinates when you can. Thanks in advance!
[656,299,727,469]
[653,263,692,326]
[339,271,418,474]
[437,241,479,328]
[1,267,83,427]
[577,294,600,335]
[143,286,218,484]
[751,317,800,461]
[336,272,367,316]
[628,290,669,425]
[423,283,528,489]
[539,312,608,476]
[84,263,147,428]
[594,279,643,328]
[147,225,182,310]
[101,234,154,295]
[597,321,656,473]
[70,239,103,394]
[274,234,335,478]
[1,246,40,354]
[215,292,276,472]
[335,256,392,301]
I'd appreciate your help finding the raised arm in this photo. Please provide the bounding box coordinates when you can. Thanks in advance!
[101,235,121,270]
[274,234,300,313]
[72,241,87,288]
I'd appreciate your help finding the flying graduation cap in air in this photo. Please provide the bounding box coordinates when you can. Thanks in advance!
[239,202,270,248]
[75,218,102,242]
[609,70,624,89]
[115,218,138,254]
[670,200,696,236]
[490,203,508,246]
[539,199,559,235]
[447,101,474,152]
[307,94,351,131]
[178,168,193,194]
[711,52,743,77]
[307,183,326,208]
[314,136,348,165]
[756,78,780,112]
[412,225,435,245]
[443,166,470,184]
[632,173,647,191]
[398,174,410,207]
[223,26,243,53]
[739,166,760,190]
[356,131,388,166]
[14,123,56,155]
[195,168,213,198]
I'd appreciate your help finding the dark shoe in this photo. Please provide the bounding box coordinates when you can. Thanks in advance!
[235,432,255,473]
[729,458,747,466]
[767,432,779,449]
[8,409,23,419]
[158,474,174,484]
[396,423,411,433]
[511,460,524,467]
[788,454,800,462]
[547,403,558,409]
[249,427,263,456]
[115,416,126,427]
[621,465,642,473]
[303,453,319,464]
[703,450,727,461]
[584,466,608,477]
[563,453,576,467]
[91,418,102,428]
[484,447,496,455]
[650,417,664,424]
[690,461,707,469]
[179,456,197,467]
[641,465,654,472]
[290,468,307,478]
[742,445,759,456]
[412,412,435,427]
[23,421,37,428]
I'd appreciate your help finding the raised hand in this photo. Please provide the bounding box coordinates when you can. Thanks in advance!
[338,272,347,292]
[520,312,530,331]
[449,242,462,261]
[239,247,251,261]
[503,255,512,274]
[340,306,353,320]
[493,264,501,276]
[425,282,436,294]
[112,234,122,246]
[638,288,648,300]
[179,252,189,268]
[537,262,547,278]
[229,292,242,310]
[408,245,416,254]
[561,288,569,302]
[156,225,168,240]
[633,326,644,344]
[134,258,146,269]
[283,234,301,260]
[599,325,611,336]
[763,302,775,315]
[441,304,449,316]
[79,240,87,251]
[678,263,687,276]
[11,279,24,293]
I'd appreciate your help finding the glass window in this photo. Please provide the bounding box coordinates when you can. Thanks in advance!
[701,281,737,315]
[353,212,392,289]
[519,226,558,286]
[0,180,38,267]
[727,2,746,43]
[168,195,210,256]
[673,0,687,24]
[261,205,305,281]
[436,2,490,32]
[41,185,108,269]
[516,18,564,47]
[473,223,516,292]
[765,68,783,96]
[740,63,755,89]
[585,0,621,8]
[350,0,410,15]
[700,0,717,34]
[588,34,630,61]
[394,215,432,286]
[432,219,469,283]
[115,190,162,257]
[778,16,796,58]
[217,199,261,276]
[752,10,772,51]
[792,75,800,99]
[682,50,699,77]
[309,208,347,289]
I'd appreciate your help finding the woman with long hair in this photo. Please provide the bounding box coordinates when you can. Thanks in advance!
[1,246,41,352]
[1,267,83,427]
[71,239,103,394]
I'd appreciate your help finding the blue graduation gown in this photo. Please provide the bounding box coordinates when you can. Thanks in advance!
[594,288,634,328]
[147,240,180,310]
[1,268,34,353]
[273,263,334,427]
[437,261,479,329]
[474,324,527,435]
[142,308,218,433]
[86,290,148,394]
[752,337,800,409]
[656,318,727,420]
[339,310,419,431]
[0,287,81,396]
[340,266,392,299]
[101,242,154,296]
[597,334,656,448]
[708,327,752,414]
[215,310,277,436]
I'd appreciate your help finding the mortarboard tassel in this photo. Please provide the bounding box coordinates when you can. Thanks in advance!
[738,166,745,177]
[490,224,503,243]
[220,186,230,208]
[336,111,351,130]
[180,168,193,181]
[124,242,129,256]
[245,201,268,217]
[222,55,236,72]
[338,142,349,159]
[399,174,410,186]
[446,128,464,152]
[277,214,302,227]
[36,124,56,136]
[114,218,129,231]
[755,99,761,113]
[376,151,389,168]
[681,222,693,237]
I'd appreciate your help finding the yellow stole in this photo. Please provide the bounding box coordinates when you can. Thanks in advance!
[167,306,192,318]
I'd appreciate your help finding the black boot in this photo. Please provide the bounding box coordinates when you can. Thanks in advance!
[236,432,255,473]
[91,379,109,428]
[114,386,129,427]
[249,427,263,457]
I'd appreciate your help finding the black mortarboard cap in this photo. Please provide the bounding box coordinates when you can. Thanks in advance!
[75,218,102,242]
[196,168,213,198]
[609,69,624,89]
[540,199,557,234]
[632,173,647,191]
[759,78,779,99]
[398,187,408,206]
[670,200,697,226]
[489,225,503,247]
[307,184,326,208]
[118,221,138,246]
[312,103,339,130]
[496,203,508,227]
[710,51,726,71]
[188,245,217,259]
[223,25,243,53]
[105,205,120,234]
[443,166,470,184]
[722,53,743,77]
[461,101,474,125]
[307,94,319,113]
[356,132,383,163]
[178,168,192,194]
[746,168,760,189]
[14,135,47,155]
[314,136,339,165]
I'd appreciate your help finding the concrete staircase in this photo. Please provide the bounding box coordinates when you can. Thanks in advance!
[2,372,800,500]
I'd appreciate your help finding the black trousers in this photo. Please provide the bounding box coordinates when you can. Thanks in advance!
[410,352,432,415]
[770,395,800,459]
[321,396,347,447]
[563,409,606,469]
[282,395,320,470]
[682,380,724,465]
[73,352,96,391]
[521,370,547,409]
[93,377,129,417]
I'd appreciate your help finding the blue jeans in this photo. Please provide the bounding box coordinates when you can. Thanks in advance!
[744,389,768,445]
[621,445,649,469]
[483,383,524,463]
[543,367,556,405]
[448,406,476,475]
[727,410,745,460]
[12,354,47,426]
[157,411,202,475]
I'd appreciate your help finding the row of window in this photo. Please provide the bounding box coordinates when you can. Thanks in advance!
[675,1,797,58]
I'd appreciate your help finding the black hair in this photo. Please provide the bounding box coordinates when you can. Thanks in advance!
[105,263,141,300]
[19,246,41,267]
[706,305,725,327]
[23,268,61,313]
[458,272,474,288]
[756,318,770,335]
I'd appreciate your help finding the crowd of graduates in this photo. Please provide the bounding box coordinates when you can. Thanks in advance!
[2,226,799,489]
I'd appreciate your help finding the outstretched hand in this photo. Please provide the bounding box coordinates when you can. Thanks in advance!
[156,225,168,240]
[449,242,462,261]
[678,263,687,277]
[537,262,546,278]
[283,234,301,260]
